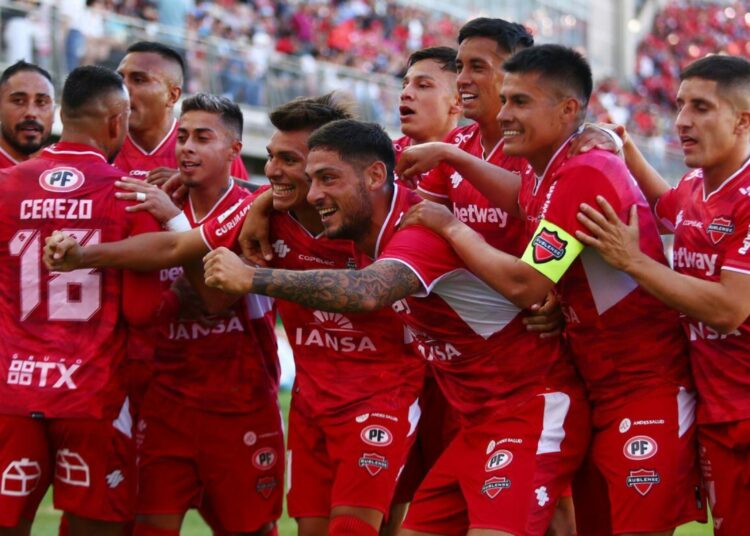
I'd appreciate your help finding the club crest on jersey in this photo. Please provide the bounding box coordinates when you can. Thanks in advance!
[532,228,567,263]
[485,449,513,472]
[361,425,393,446]
[481,476,511,499]
[252,447,277,470]
[623,435,658,460]
[39,167,85,193]
[626,469,660,496]
[707,217,734,244]
[256,476,277,499]
[358,453,389,476]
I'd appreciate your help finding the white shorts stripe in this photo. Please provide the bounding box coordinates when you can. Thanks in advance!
[536,392,571,455]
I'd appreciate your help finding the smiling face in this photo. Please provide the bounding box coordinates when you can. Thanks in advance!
[675,77,749,177]
[0,70,54,157]
[264,129,312,212]
[305,148,374,241]
[176,110,238,187]
[455,37,508,125]
[399,58,460,143]
[498,71,578,173]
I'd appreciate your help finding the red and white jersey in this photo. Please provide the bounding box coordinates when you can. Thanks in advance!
[0,142,161,419]
[519,140,691,404]
[655,160,750,424]
[152,181,278,413]
[0,145,20,169]
[114,119,249,180]
[392,134,413,163]
[201,195,423,420]
[378,186,578,425]
[417,123,530,254]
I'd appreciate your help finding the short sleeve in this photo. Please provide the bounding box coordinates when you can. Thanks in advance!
[200,196,253,250]
[417,163,451,199]
[654,188,680,232]
[722,207,750,276]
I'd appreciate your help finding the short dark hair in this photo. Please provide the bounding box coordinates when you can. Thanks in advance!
[181,93,243,138]
[126,41,185,80]
[0,60,53,88]
[503,44,592,107]
[307,119,395,185]
[458,17,533,55]
[269,93,354,132]
[61,66,125,114]
[407,46,458,72]
[681,55,750,91]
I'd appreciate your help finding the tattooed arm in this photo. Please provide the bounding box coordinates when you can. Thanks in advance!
[203,246,422,312]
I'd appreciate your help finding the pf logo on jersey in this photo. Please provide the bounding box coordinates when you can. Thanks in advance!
[252,448,277,470]
[39,167,85,193]
[361,425,393,446]
[532,228,567,263]
[485,449,513,472]
[623,435,658,460]
[707,217,734,244]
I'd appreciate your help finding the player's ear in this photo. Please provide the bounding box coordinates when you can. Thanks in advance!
[561,97,581,123]
[108,111,124,143]
[365,160,388,190]
[734,109,750,136]
[450,90,462,116]
[167,84,182,108]
[229,138,242,161]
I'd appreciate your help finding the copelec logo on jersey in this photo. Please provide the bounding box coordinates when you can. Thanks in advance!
[39,167,85,193]
[532,228,567,263]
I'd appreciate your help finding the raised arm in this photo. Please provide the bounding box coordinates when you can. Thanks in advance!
[44,227,209,272]
[203,247,422,313]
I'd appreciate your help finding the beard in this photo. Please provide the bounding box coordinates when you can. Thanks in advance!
[2,120,45,155]
[324,179,373,241]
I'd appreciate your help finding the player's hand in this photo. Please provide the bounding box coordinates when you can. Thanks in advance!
[239,190,273,265]
[395,142,452,187]
[400,199,459,236]
[575,196,642,271]
[115,177,181,224]
[162,173,189,207]
[43,231,83,272]
[204,247,256,295]
[523,291,564,339]
[146,166,178,187]
[568,123,626,156]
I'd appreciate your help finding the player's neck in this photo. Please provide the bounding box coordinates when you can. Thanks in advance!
[129,117,174,153]
[410,124,456,145]
[702,145,750,195]
[292,204,324,236]
[357,185,395,258]
[188,175,232,220]
[0,136,27,163]
[477,119,502,156]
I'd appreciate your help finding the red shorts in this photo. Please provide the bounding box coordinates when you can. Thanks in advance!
[392,374,460,505]
[136,389,284,533]
[0,408,135,527]
[573,386,706,535]
[286,397,420,519]
[402,390,590,536]
[698,418,750,536]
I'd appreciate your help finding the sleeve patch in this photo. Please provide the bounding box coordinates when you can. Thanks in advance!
[521,219,584,283]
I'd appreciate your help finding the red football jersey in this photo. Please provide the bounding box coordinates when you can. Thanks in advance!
[151,181,278,413]
[0,145,20,169]
[378,186,577,425]
[0,142,161,419]
[655,160,750,424]
[519,139,692,404]
[201,197,423,420]
[114,119,249,180]
[417,123,529,254]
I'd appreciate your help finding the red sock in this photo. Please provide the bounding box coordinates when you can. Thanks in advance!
[132,523,180,536]
[329,515,379,535]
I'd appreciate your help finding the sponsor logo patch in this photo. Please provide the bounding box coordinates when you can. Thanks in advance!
[623,435,658,460]
[707,217,734,244]
[626,469,660,496]
[243,431,257,446]
[532,228,567,263]
[358,453,389,476]
[619,418,631,434]
[485,449,513,472]
[39,167,85,193]
[252,447,277,470]
[481,476,511,499]
[361,425,393,446]
[256,476,277,499]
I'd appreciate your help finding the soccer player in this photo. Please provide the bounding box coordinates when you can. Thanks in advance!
[125,93,282,536]
[574,55,750,536]
[199,119,591,536]
[114,41,248,184]
[0,60,54,168]
[398,45,705,536]
[0,66,160,536]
